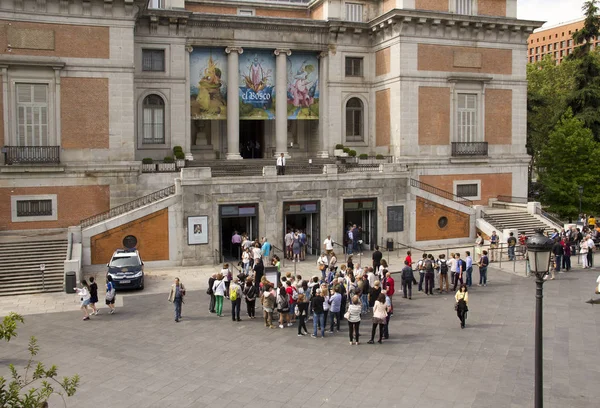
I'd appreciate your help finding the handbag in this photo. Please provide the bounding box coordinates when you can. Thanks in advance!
[294,305,300,316]
[344,310,350,320]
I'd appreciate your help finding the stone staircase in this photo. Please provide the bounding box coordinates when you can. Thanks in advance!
[0,239,68,296]
[481,209,558,237]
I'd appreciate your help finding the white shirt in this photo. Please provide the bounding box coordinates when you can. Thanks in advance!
[449,258,458,273]
[213,279,225,296]
[323,238,333,250]
[277,156,286,166]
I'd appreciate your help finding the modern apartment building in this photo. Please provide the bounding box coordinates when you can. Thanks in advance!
[0,0,541,266]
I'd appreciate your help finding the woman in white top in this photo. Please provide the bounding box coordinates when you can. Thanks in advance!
[242,249,251,275]
[367,293,388,344]
[212,273,226,317]
[317,254,329,279]
[585,235,595,269]
[74,280,92,321]
[581,236,590,268]
[347,295,362,345]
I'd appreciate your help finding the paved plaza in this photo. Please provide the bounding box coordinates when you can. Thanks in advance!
[1,262,600,408]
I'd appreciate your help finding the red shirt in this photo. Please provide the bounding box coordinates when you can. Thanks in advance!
[405,255,412,266]
[286,286,296,305]
[386,277,395,296]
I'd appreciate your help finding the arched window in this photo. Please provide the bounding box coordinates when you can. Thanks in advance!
[345,97,363,142]
[142,95,165,144]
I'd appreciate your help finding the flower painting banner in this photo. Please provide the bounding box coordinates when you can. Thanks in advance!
[239,50,276,120]
[287,53,319,120]
[190,48,228,120]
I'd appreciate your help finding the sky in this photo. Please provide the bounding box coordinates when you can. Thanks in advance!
[518,0,585,27]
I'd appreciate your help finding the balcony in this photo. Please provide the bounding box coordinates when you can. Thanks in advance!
[2,146,61,165]
[451,142,488,157]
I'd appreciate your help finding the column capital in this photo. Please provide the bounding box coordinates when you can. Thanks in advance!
[225,46,244,55]
[274,49,292,57]
[186,45,194,53]
[317,50,328,59]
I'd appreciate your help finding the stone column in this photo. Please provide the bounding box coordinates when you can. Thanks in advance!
[274,49,291,158]
[225,46,243,160]
[184,46,194,160]
[317,51,329,158]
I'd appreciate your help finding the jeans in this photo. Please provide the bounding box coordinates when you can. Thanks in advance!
[418,272,425,291]
[554,255,562,272]
[289,301,297,320]
[370,323,385,342]
[562,255,571,271]
[424,272,434,294]
[174,298,182,321]
[347,244,353,255]
[508,246,515,261]
[402,279,412,299]
[329,310,341,331]
[361,294,369,313]
[313,313,325,337]
[231,298,241,320]
[215,295,224,315]
[466,267,473,287]
[348,321,360,342]
[479,267,487,285]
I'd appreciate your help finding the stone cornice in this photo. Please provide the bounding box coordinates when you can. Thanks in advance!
[184,13,329,33]
[185,0,309,11]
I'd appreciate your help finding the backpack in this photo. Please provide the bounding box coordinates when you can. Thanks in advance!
[230,286,238,301]
[300,233,307,245]
[439,260,448,273]
[425,259,434,273]
[291,286,299,301]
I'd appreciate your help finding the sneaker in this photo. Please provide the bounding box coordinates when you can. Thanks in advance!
[327,330,334,334]
[349,341,353,345]
[367,340,374,344]
[287,323,293,327]
[109,309,115,314]
[269,325,276,329]
[298,334,303,337]
[311,334,317,338]
[83,316,90,320]
[279,324,284,329]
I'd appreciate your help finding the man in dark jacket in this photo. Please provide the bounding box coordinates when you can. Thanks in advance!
[372,246,383,271]
[310,288,325,338]
[552,238,564,274]
[401,260,414,300]
[208,273,216,313]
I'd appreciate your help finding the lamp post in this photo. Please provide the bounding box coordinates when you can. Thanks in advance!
[578,185,584,216]
[526,228,554,408]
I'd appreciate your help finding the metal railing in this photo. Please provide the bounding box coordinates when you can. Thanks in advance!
[497,195,528,204]
[410,178,474,207]
[80,185,176,228]
[3,146,60,165]
[344,156,394,164]
[451,142,488,157]
[270,244,285,267]
[540,210,565,228]
[338,163,381,174]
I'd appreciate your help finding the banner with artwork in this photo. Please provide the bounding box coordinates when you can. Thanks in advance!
[239,50,276,120]
[190,48,228,120]
[287,52,319,120]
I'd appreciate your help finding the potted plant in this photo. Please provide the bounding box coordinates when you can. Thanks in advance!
[334,144,345,157]
[376,154,384,160]
[158,156,177,172]
[175,151,186,168]
[173,146,183,154]
[358,153,369,160]
[343,147,351,154]
[348,150,357,157]
[141,157,156,172]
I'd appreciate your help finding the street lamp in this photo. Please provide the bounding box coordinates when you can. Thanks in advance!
[578,185,584,216]
[526,228,554,408]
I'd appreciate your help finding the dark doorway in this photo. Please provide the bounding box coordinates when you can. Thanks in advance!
[283,201,320,256]
[343,198,377,251]
[219,204,258,261]
[240,121,265,159]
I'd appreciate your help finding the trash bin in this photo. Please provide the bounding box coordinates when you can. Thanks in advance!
[65,271,76,293]
[386,238,394,251]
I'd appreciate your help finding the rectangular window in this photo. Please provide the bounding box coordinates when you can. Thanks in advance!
[554,51,558,59]
[16,200,53,217]
[11,194,57,222]
[142,49,165,72]
[16,83,48,147]
[238,8,255,16]
[567,39,573,47]
[529,56,534,63]
[554,42,558,49]
[529,48,533,55]
[541,45,545,52]
[548,44,552,51]
[457,93,478,142]
[455,0,473,15]
[560,41,566,48]
[345,57,363,77]
[345,3,363,22]
[456,183,479,198]
[535,46,539,54]
[148,0,164,8]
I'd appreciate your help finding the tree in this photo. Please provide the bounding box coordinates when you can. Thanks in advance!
[572,0,600,58]
[537,109,600,217]
[0,314,79,408]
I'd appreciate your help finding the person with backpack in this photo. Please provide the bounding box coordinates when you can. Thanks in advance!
[105,275,116,314]
[229,277,242,321]
[243,277,257,319]
[401,260,414,300]
[452,253,464,292]
[168,277,186,323]
[424,255,435,295]
[437,254,450,293]
[88,276,99,315]
[478,250,489,286]
[417,253,427,292]
[74,280,92,321]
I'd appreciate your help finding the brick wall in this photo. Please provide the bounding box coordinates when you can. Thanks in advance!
[376,89,391,147]
[256,9,309,19]
[415,0,449,12]
[185,4,237,14]
[418,87,450,145]
[485,89,512,145]
[478,0,507,17]
[0,185,110,230]
[311,3,324,19]
[420,173,513,205]
[382,0,396,14]
[0,21,109,59]
[0,77,3,147]
[418,44,513,75]
[375,47,391,76]
[90,209,170,264]
[416,197,470,241]
[61,78,110,149]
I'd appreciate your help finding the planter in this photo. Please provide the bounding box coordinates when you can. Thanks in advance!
[141,163,156,173]
[334,149,348,157]
[176,159,186,169]
[157,162,177,172]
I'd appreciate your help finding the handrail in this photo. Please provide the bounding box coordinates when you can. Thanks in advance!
[332,241,347,262]
[540,210,564,228]
[270,244,285,267]
[410,178,474,207]
[80,185,176,228]
[497,195,528,204]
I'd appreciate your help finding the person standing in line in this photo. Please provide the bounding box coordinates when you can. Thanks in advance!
[242,248,251,275]
[489,231,499,262]
[276,152,286,175]
[465,251,473,287]
[253,258,264,289]
[367,293,388,344]
[105,275,116,314]
[401,260,414,300]
[252,242,262,266]
[208,273,217,313]
[328,286,342,333]
[231,231,242,260]
[369,280,382,312]
[221,263,231,299]
[552,238,564,277]
[299,230,307,261]
[317,253,329,280]
[580,235,590,268]
[382,289,392,339]
[475,232,484,262]
[586,234,595,268]
[277,286,290,328]
[74,280,92,321]
[507,232,517,261]
[372,246,383,271]
[292,231,301,263]
[229,277,243,322]
[212,273,226,317]
[455,284,469,329]
[417,253,427,292]
[360,274,370,313]
[261,283,276,329]
[424,255,435,295]
[452,253,464,292]
[296,293,309,336]
[88,276,99,315]
[261,238,272,263]
[478,250,489,286]
[243,277,257,319]
[347,295,362,345]
[329,252,338,272]
[168,277,186,322]
[286,280,298,324]
[561,238,572,272]
[437,254,450,293]
[384,272,395,313]
[285,229,294,260]
[449,252,457,286]
[346,226,354,255]
[310,288,325,338]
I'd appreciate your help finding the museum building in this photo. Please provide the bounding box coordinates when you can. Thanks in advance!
[0,0,541,267]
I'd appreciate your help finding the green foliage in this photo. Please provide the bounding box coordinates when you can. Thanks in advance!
[0,331,79,407]
[572,1,600,58]
[348,150,357,157]
[335,144,344,149]
[566,52,600,140]
[342,147,350,153]
[163,156,174,163]
[174,151,185,160]
[172,146,183,153]
[0,313,24,342]
[358,153,368,159]
[537,109,600,217]
[141,158,153,164]
[376,154,384,159]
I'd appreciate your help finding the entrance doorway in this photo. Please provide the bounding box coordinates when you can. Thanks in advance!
[283,201,320,256]
[343,198,377,251]
[219,204,258,261]
[240,121,265,159]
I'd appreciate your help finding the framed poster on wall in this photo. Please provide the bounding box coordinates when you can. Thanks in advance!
[188,216,208,245]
